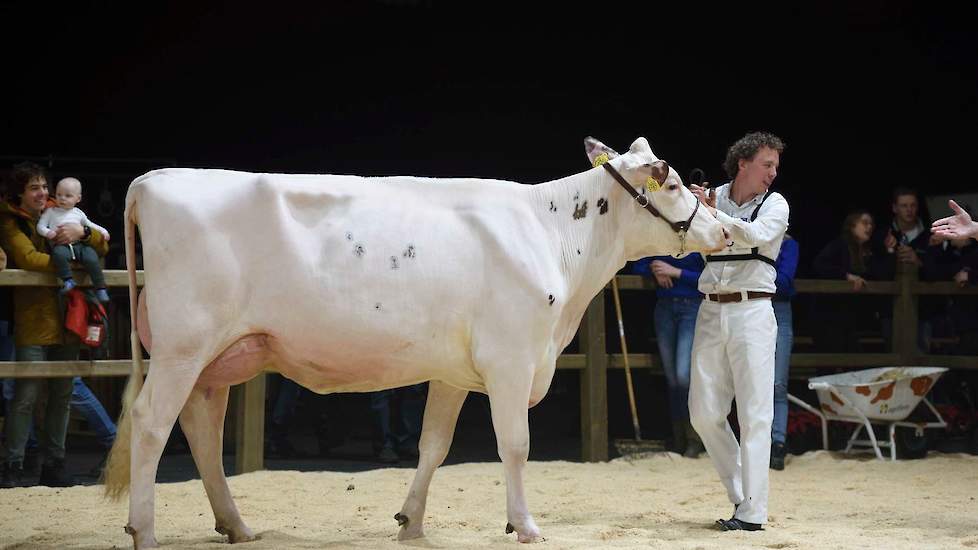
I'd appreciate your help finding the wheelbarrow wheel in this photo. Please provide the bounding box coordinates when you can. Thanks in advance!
[895,427,929,459]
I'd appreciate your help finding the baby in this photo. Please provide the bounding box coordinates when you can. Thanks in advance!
[36,177,111,302]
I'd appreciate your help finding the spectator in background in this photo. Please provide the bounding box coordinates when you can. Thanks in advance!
[2,376,117,478]
[0,162,109,488]
[879,187,929,271]
[770,235,798,471]
[265,374,306,459]
[632,253,705,458]
[813,210,893,352]
[370,384,426,464]
[879,188,937,351]
[921,210,978,353]
[71,377,116,476]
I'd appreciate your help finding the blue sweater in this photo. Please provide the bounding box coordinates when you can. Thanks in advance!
[632,254,704,298]
[774,236,799,300]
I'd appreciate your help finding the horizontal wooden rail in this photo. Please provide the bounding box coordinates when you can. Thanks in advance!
[617,274,978,296]
[0,360,139,378]
[0,268,144,287]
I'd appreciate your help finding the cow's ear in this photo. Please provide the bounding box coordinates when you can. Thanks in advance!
[628,137,654,156]
[584,136,620,168]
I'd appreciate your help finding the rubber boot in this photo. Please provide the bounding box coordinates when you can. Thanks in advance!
[669,420,688,454]
[684,421,705,458]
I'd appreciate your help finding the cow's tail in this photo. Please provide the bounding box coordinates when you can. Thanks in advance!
[103,188,143,500]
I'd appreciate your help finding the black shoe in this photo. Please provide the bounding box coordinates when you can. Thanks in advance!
[375,447,399,464]
[265,437,302,459]
[23,448,41,473]
[85,450,110,478]
[1,462,24,489]
[39,458,75,487]
[717,518,764,531]
[683,439,705,458]
[397,443,419,461]
[770,441,786,471]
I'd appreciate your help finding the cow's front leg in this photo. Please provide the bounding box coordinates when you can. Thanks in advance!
[397,381,467,540]
[487,373,541,543]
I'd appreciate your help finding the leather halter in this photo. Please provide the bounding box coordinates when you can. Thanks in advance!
[601,161,701,255]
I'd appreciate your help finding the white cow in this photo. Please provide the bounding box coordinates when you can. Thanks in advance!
[104,136,726,548]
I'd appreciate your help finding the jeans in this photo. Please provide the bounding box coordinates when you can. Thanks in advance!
[653,296,700,422]
[71,377,116,449]
[3,376,116,452]
[271,376,303,426]
[771,300,793,445]
[51,242,106,287]
[2,344,79,464]
[370,383,427,452]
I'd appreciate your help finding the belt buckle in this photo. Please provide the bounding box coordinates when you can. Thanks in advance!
[740,290,749,302]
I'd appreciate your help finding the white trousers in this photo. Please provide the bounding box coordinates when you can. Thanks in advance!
[689,298,776,524]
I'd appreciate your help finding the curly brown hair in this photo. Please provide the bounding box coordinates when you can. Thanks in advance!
[723,132,785,180]
[3,161,48,202]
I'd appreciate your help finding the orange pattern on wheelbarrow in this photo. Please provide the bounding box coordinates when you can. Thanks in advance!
[871,382,896,404]
[910,376,933,396]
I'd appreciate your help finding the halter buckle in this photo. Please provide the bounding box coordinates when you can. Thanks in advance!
[635,194,649,207]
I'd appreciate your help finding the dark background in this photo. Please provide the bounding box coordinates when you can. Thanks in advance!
[2,1,976,273]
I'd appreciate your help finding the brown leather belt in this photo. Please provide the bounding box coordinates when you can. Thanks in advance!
[705,291,776,303]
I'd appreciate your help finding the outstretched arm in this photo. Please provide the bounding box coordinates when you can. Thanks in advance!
[932,199,978,240]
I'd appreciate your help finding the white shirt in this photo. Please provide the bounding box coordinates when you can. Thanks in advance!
[896,219,924,244]
[697,183,789,295]
[37,206,110,240]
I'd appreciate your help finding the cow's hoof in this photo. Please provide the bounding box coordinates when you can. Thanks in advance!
[125,524,159,549]
[506,521,542,543]
[397,514,425,540]
[216,524,259,544]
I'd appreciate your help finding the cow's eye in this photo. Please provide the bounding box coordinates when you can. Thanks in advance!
[668,183,679,191]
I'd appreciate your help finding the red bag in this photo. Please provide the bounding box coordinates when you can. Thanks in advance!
[64,289,107,347]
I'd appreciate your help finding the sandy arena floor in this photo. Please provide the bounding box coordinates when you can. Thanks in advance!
[1,451,976,550]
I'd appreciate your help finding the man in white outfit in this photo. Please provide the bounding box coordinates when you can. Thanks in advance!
[688,132,788,531]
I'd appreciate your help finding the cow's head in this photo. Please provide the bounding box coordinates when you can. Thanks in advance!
[585,136,726,258]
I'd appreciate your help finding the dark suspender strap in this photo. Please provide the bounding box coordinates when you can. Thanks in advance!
[750,189,772,221]
[705,249,777,268]
[705,190,777,266]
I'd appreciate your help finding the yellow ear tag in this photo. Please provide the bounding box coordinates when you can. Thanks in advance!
[592,153,610,167]
[646,176,662,193]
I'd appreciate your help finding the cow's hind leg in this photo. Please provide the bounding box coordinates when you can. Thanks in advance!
[127,360,200,549]
[487,370,541,543]
[179,385,257,544]
[396,381,467,540]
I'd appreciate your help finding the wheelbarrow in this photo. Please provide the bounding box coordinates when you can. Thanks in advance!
[786,367,948,460]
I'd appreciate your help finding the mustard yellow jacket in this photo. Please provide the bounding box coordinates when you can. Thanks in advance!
[0,200,109,346]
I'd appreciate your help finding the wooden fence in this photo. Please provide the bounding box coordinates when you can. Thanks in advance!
[0,264,975,469]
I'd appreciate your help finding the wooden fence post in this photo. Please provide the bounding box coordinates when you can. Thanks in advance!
[892,263,919,364]
[579,289,608,462]
[234,374,266,474]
